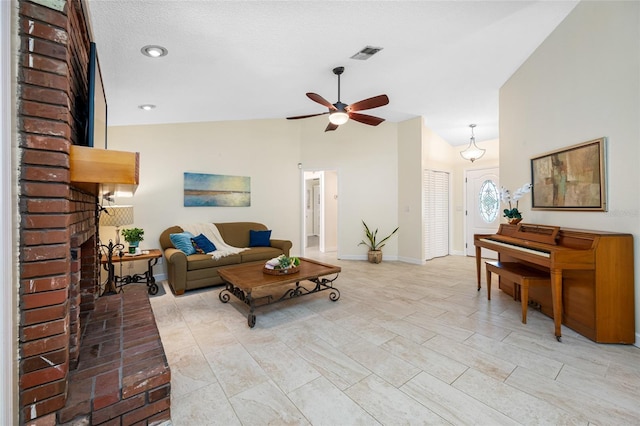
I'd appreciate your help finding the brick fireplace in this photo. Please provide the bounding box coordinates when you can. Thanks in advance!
[16,1,169,424]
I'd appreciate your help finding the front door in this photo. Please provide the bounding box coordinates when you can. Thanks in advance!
[465,168,500,257]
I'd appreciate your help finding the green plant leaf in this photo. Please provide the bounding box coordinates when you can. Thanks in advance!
[359,221,398,250]
[502,208,522,219]
[121,227,144,243]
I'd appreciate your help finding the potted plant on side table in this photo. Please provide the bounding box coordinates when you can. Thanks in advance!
[358,220,399,264]
[121,227,144,254]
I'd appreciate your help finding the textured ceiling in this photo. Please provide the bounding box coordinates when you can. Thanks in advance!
[86,0,578,145]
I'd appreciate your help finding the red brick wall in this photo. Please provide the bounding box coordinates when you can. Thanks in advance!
[18,1,98,424]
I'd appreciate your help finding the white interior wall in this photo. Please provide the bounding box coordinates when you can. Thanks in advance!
[323,170,338,252]
[299,115,399,260]
[106,112,499,272]
[107,115,401,271]
[500,0,640,342]
[106,119,303,276]
[397,117,424,263]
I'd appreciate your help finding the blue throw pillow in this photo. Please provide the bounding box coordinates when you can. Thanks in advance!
[170,231,196,255]
[249,229,271,247]
[192,233,216,253]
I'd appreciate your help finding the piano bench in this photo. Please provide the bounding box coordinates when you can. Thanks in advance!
[485,261,551,324]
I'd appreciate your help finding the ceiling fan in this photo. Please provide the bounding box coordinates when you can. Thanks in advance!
[287,66,389,132]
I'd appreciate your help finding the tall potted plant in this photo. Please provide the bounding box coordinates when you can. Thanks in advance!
[358,220,398,264]
[121,227,144,253]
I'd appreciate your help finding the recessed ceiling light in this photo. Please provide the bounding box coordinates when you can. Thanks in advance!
[140,45,168,58]
[138,104,156,111]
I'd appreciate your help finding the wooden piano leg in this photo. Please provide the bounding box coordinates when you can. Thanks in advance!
[550,269,563,341]
[475,246,482,291]
[520,282,528,324]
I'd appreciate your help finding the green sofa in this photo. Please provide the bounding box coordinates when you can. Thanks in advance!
[159,222,292,295]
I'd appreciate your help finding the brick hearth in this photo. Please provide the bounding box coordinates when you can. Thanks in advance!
[58,286,170,424]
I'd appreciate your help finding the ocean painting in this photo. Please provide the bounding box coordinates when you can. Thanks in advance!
[184,172,251,207]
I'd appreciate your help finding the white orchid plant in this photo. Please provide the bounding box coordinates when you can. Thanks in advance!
[500,183,532,219]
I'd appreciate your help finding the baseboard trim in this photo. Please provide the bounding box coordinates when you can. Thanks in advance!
[338,254,400,262]
[337,254,366,261]
[397,256,425,265]
[338,255,440,265]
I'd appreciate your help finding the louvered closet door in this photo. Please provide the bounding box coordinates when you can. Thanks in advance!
[424,169,449,260]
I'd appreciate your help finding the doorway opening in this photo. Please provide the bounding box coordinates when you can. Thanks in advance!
[301,170,338,258]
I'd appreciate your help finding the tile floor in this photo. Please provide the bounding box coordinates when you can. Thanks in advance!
[149,253,640,425]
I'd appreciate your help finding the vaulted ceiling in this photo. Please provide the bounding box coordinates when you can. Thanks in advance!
[86,0,578,145]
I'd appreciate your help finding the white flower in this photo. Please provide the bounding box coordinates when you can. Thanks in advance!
[501,183,531,211]
[512,184,532,200]
[499,187,511,203]
[512,189,524,201]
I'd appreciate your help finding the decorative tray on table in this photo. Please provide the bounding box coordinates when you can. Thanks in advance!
[263,265,299,275]
[263,255,301,275]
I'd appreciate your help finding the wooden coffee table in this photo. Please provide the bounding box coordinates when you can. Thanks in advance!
[218,258,341,327]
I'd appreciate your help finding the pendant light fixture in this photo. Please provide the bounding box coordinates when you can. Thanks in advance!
[460,124,485,162]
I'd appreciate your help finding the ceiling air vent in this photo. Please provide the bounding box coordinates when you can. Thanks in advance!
[350,46,383,60]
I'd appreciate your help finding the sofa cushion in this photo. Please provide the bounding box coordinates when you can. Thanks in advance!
[192,233,216,253]
[187,253,241,270]
[240,247,285,263]
[215,222,267,248]
[249,229,271,247]
[170,232,196,255]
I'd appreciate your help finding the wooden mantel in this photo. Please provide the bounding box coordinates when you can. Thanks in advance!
[70,145,139,196]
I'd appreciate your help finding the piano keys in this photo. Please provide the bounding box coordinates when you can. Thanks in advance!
[477,237,551,258]
[475,223,634,344]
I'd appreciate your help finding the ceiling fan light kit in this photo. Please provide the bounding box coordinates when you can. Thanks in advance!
[460,124,486,162]
[287,66,389,132]
[329,111,349,125]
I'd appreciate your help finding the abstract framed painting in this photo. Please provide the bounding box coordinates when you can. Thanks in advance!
[530,138,606,211]
[184,172,251,207]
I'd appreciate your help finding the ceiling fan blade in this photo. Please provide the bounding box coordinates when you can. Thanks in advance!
[325,122,339,132]
[286,112,329,120]
[349,112,385,126]
[307,93,337,111]
[347,94,389,112]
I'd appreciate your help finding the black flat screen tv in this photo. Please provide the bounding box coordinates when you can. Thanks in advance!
[85,42,107,148]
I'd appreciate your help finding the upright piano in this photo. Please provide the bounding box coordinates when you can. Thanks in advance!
[474,223,634,343]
